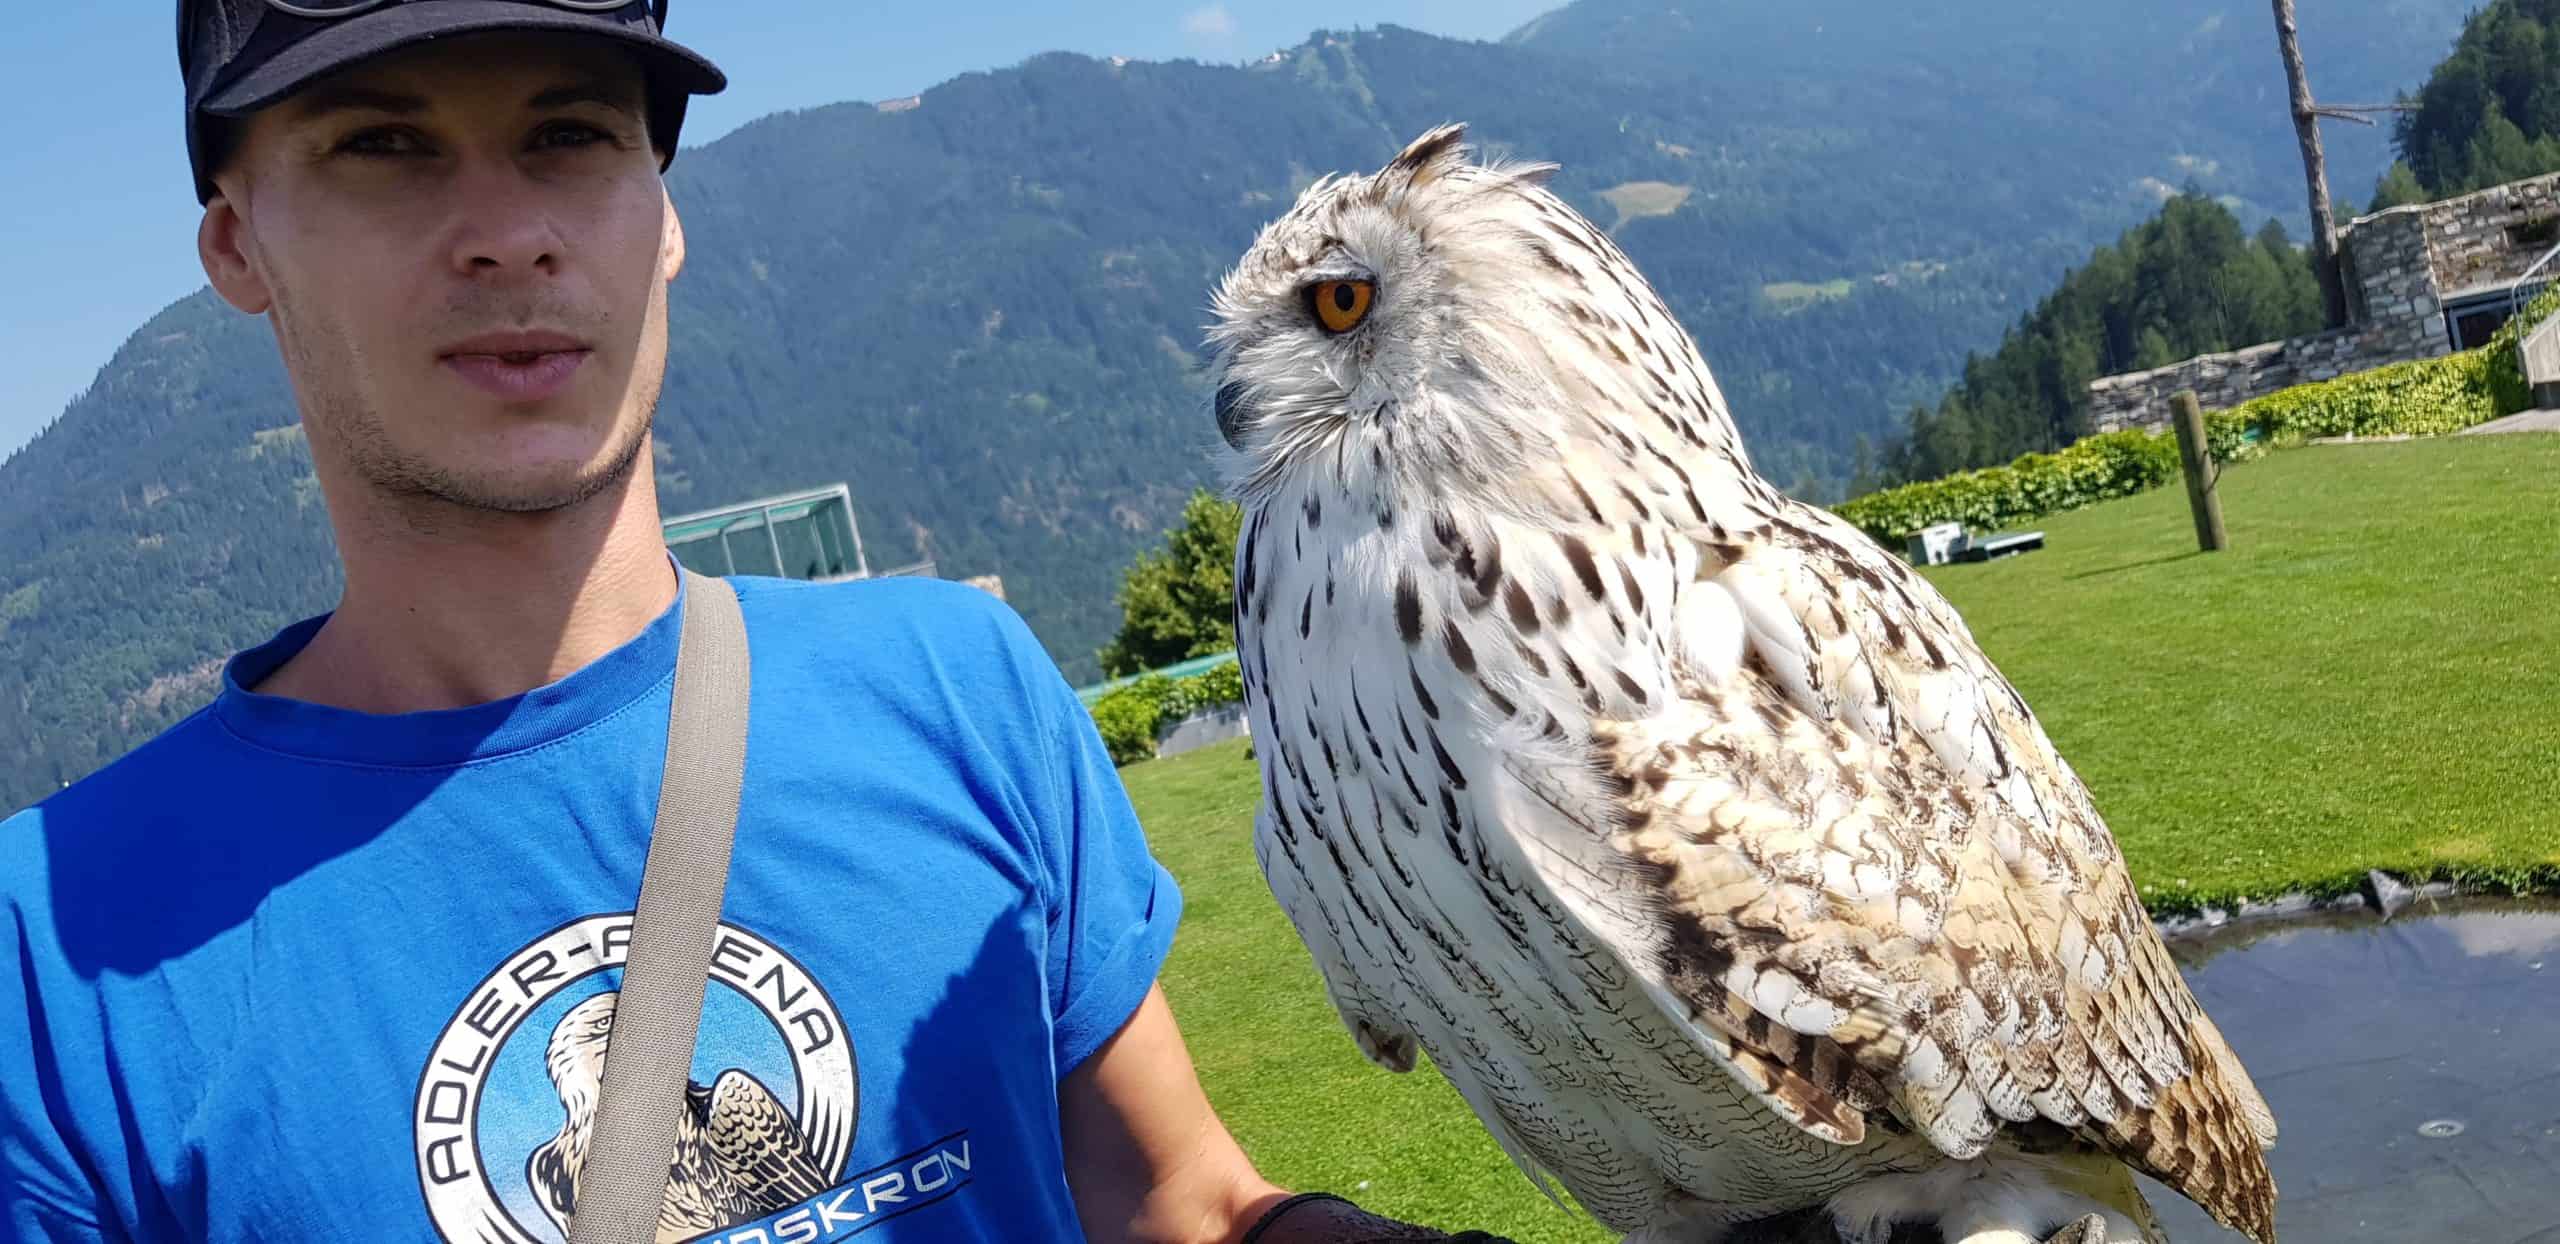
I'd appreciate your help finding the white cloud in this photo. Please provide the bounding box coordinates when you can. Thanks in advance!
[2444,911,2560,963]
[1181,4,1237,40]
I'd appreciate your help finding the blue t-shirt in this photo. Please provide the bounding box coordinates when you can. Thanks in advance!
[0,572,1182,1243]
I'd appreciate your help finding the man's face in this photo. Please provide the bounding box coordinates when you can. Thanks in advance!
[204,32,681,515]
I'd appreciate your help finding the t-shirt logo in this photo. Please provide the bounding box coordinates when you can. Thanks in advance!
[412,914,862,1242]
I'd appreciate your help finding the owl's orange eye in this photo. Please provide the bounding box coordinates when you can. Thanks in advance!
[1308,279,1376,334]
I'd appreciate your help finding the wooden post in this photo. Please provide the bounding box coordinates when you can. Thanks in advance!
[2272,0,2349,328]
[2171,391,2228,552]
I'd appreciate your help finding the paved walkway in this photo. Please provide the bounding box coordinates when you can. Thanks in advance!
[2457,408,2560,435]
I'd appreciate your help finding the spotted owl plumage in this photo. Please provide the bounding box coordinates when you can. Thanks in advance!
[1209,126,2278,1244]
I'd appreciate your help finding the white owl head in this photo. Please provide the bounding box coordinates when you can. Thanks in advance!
[1206,124,1745,510]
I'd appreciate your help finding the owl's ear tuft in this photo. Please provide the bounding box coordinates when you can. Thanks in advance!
[1387,123,1470,190]
[1500,162,1560,190]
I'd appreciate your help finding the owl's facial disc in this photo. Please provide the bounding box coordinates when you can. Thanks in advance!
[1210,252,1384,452]
[1215,379,1254,450]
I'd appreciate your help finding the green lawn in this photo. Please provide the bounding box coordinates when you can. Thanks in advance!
[1126,434,2560,1241]
[1919,434,2560,911]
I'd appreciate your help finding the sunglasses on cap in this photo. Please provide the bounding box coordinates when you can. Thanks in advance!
[178,0,724,202]
[259,0,663,17]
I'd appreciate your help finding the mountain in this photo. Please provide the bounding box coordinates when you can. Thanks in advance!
[0,1,2474,811]
[1506,0,2454,222]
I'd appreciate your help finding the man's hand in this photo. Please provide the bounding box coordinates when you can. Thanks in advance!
[1058,984,1284,1242]
[1057,982,1517,1244]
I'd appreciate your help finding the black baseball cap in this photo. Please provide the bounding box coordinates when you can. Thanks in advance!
[179,0,728,204]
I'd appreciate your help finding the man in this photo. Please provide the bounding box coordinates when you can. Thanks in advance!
[0,4,1514,1241]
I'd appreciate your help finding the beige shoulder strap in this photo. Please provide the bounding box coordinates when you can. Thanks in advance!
[569,568,751,1244]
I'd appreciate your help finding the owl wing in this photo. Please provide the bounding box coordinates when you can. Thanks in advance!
[1255,800,1427,1075]
[702,1070,836,1212]
[1732,503,2274,1148]
[1475,491,2274,1241]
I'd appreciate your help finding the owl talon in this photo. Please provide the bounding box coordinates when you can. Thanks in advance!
[2039,1216,2109,1244]
[1826,1219,1891,1244]
[1354,1021,1418,1072]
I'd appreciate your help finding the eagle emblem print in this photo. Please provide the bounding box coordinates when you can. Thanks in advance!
[413,915,868,1243]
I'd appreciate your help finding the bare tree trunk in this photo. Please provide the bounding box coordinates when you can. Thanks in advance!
[2273,0,2350,327]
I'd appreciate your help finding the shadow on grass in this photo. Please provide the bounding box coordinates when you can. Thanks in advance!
[2065,550,2204,581]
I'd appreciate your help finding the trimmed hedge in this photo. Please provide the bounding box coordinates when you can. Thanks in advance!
[1834,285,2560,548]
[2219,348,2495,443]
[1831,430,2181,547]
[1088,657,1244,766]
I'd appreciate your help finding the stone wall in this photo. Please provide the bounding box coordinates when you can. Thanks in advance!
[2086,326,2425,433]
[2418,172,2560,297]
[2084,173,2560,434]
[2338,207,2444,361]
[1156,702,1248,760]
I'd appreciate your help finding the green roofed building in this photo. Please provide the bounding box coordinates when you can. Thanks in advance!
[1073,650,1238,707]
[661,483,931,584]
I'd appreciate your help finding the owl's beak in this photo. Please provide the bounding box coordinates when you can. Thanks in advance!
[1214,381,1255,451]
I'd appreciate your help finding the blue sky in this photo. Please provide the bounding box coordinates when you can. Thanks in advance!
[0,1,1556,458]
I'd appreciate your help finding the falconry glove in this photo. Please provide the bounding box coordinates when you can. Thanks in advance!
[1242,1191,1521,1243]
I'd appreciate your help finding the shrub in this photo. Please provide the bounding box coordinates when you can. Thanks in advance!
[1090,673,1175,767]
[1830,429,2180,546]
[1164,658,1244,719]
[2484,283,2560,416]
[1834,286,2560,551]
[1087,657,1245,767]
[2203,407,2263,463]
[2222,348,2497,444]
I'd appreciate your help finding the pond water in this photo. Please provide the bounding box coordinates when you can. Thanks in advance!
[2145,899,2560,1242]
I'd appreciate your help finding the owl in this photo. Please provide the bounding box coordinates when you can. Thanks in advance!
[1208,125,2277,1244]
